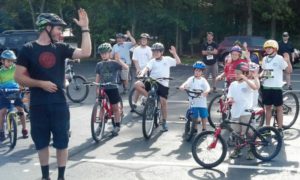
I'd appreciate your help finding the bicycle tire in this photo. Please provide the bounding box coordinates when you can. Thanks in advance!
[251,126,282,161]
[112,98,124,126]
[142,98,156,139]
[208,94,225,128]
[256,100,265,127]
[282,91,299,129]
[8,113,17,149]
[66,75,89,103]
[128,88,145,116]
[91,101,105,142]
[192,131,227,168]
[184,111,195,142]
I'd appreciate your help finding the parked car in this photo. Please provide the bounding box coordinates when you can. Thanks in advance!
[0,30,38,56]
[218,36,266,65]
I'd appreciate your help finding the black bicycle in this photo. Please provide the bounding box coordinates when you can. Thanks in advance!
[178,88,203,142]
[192,109,282,168]
[137,76,172,139]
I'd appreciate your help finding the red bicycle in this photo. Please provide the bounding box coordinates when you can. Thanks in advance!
[85,82,124,142]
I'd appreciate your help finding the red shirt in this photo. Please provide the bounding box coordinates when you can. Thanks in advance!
[224,59,249,83]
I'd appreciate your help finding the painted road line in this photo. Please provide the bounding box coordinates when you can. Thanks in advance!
[80,158,300,173]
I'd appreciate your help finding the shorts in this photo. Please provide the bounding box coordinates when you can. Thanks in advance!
[0,94,23,110]
[30,103,70,150]
[120,69,129,81]
[145,81,169,99]
[190,107,209,119]
[105,88,121,104]
[261,87,283,106]
[204,63,218,78]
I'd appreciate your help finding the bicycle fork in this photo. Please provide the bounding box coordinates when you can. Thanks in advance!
[208,127,222,149]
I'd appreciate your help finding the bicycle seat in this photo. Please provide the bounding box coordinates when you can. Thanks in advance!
[245,108,264,115]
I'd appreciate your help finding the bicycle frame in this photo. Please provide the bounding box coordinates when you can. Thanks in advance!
[97,87,114,120]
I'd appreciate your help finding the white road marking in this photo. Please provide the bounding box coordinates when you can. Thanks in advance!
[80,158,300,173]
[22,169,30,173]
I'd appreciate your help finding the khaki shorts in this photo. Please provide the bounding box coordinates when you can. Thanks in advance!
[120,69,129,80]
[204,63,218,78]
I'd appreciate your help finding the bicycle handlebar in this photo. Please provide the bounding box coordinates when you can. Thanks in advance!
[136,76,173,81]
[176,87,203,98]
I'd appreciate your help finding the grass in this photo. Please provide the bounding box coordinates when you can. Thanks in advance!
[180,55,199,65]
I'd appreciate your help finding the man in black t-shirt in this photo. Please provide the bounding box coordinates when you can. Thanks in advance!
[278,32,294,90]
[201,32,218,92]
[14,9,91,180]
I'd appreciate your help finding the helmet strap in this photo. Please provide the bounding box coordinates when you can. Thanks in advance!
[45,25,55,43]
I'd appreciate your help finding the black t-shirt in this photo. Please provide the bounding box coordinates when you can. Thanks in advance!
[17,41,75,105]
[201,41,218,65]
[95,60,122,89]
[278,41,294,56]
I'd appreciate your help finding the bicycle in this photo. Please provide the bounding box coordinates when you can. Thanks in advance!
[178,88,203,142]
[137,76,172,139]
[0,88,29,149]
[208,81,265,129]
[65,58,89,103]
[192,108,282,169]
[128,87,147,116]
[84,82,124,142]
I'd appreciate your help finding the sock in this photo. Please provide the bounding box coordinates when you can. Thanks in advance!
[115,123,120,127]
[41,165,49,179]
[58,166,66,179]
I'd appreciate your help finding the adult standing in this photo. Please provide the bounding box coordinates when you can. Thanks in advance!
[278,32,294,90]
[112,31,136,94]
[14,9,91,180]
[201,32,219,92]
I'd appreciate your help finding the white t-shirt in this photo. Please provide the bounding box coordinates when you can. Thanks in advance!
[146,56,177,87]
[184,76,210,108]
[250,79,259,108]
[261,54,288,88]
[132,45,152,69]
[227,81,253,118]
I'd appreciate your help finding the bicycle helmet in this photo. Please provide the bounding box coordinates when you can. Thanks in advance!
[263,40,278,50]
[1,50,17,60]
[193,61,206,69]
[151,42,164,52]
[249,62,259,72]
[140,33,150,39]
[116,33,126,38]
[235,62,249,72]
[97,43,112,54]
[230,45,242,54]
[36,13,67,32]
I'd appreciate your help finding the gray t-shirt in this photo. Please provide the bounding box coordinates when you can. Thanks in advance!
[95,60,122,89]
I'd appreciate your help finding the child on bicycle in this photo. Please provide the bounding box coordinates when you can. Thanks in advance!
[179,61,210,133]
[96,43,128,135]
[0,50,28,142]
[260,40,292,137]
[248,62,260,109]
[216,46,249,86]
[227,62,259,160]
[135,42,181,132]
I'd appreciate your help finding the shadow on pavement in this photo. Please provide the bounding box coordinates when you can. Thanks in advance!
[188,167,226,179]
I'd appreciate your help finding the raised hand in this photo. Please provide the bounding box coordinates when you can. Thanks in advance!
[73,8,89,29]
[169,46,177,55]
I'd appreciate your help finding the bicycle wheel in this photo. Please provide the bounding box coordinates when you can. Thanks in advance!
[184,110,195,142]
[128,88,145,116]
[208,94,226,128]
[91,101,105,142]
[142,98,156,139]
[192,131,227,168]
[66,75,89,103]
[8,113,17,149]
[251,126,282,161]
[282,91,299,129]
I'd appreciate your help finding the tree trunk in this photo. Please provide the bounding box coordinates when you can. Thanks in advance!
[271,16,276,39]
[40,0,46,13]
[27,0,36,29]
[246,0,253,35]
[190,29,194,56]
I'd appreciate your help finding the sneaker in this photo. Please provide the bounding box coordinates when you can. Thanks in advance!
[0,131,5,142]
[161,121,168,132]
[130,104,137,112]
[246,149,255,160]
[112,126,120,136]
[229,148,241,159]
[22,129,29,138]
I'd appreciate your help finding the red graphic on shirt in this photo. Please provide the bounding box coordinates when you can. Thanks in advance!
[39,52,56,69]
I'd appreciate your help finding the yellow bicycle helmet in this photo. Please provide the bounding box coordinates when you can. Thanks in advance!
[263,40,278,50]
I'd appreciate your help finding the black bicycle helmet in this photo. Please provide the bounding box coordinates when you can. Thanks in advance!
[36,13,67,32]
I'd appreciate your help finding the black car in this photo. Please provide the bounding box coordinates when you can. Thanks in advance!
[0,30,38,56]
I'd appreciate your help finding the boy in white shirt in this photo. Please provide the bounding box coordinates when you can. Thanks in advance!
[179,61,210,133]
[227,62,259,160]
[135,42,181,132]
[260,40,292,137]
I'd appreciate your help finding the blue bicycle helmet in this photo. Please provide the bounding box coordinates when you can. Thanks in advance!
[193,61,206,69]
[1,50,17,60]
[230,45,242,54]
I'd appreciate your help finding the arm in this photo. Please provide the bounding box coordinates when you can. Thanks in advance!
[179,79,189,90]
[72,8,92,59]
[126,31,136,46]
[283,52,293,73]
[95,74,100,95]
[132,59,141,74]
[14,65,58,93]
[169,46,181,64]
[242,75,258,90]
[115,59,129,70]
[139,66,150,77]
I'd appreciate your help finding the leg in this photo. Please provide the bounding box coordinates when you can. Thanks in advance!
[57,148,68,179]
[135,81,148,97]
[160,97,168,120]
[0,108,7,130]
[264,105,272,126]
[211,63,218,91]
[112,103,121,123]
[276,105,283,129]
[121,69,129,93]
